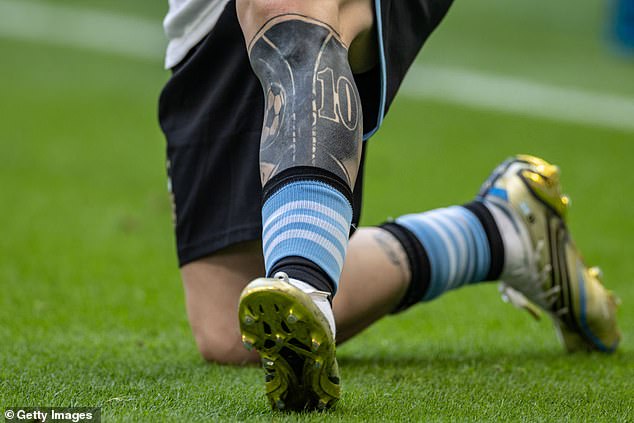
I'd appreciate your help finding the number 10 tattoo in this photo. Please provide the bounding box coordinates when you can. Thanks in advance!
[248,15,363,188]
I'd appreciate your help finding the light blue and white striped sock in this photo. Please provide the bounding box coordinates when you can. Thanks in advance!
[396,206,492,301]
[262,180,353,292]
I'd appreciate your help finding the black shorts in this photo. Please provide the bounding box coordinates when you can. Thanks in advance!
[159,0,453,266]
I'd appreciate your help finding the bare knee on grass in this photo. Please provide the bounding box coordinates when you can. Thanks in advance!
[196,333,255,365]
[181,241,264,364]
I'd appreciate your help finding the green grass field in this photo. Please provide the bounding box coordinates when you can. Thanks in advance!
[1,0,633,421]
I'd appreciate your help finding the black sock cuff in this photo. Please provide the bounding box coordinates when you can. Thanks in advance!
[379,222,431,313]
[463,201,504,281]
[268,256,336,298]
[262,166,354,207]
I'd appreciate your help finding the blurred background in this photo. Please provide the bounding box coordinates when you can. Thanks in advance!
[0,0,632,419]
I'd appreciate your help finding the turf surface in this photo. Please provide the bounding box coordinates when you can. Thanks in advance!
[1,0,633,421]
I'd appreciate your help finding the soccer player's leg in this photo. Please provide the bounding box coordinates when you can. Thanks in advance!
[332,157,620,353]
[235,0,374,411]
[180,241,262,364]
[159,2,279,367]
[333,227,411,342]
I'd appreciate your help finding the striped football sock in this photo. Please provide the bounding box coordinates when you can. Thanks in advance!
[382,201,505,310]
[262,179,352,294]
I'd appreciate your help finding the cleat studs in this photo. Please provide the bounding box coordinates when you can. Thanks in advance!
[561,195,570,208]
[286,314,298,324]
[311,339,320,352]
[275,399,285,410]
[317,399,328,410]
[243,315,255,326]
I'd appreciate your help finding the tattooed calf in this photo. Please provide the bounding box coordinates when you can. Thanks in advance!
[248,15,363,187]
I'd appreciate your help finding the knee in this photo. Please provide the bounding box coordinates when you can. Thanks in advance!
[237,0,288,23]
[194,330,257,365]
[238,0,338,19]
[237,0,340,41]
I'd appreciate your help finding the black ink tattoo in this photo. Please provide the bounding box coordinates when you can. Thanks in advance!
[373,230,412,282]
[248,15,362,187]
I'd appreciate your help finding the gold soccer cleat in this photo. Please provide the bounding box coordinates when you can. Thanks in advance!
[480,155,621,352]
[238,273,340,410]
